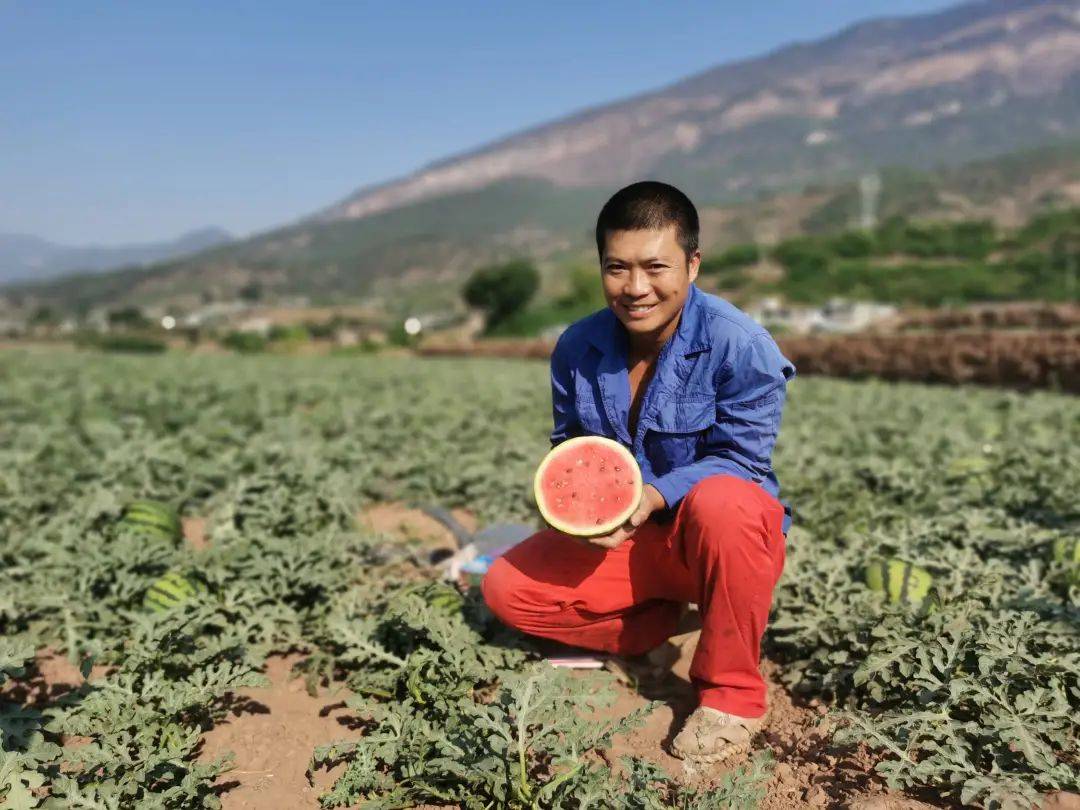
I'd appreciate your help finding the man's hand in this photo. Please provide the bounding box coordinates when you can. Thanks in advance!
[572,484,667,550]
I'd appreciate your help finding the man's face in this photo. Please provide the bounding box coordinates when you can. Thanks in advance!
[600,225,700,345]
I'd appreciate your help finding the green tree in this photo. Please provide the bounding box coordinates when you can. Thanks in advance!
[828,230,875,259]
[556,264,605,310]
[107,306,149,330]
[702,243,761,273]
[463,259,540,331]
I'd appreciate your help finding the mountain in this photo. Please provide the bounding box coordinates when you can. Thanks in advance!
[323,0,1080,221]
[0,227,232,285]
[5,0,1080,312]
[10,140,1080,314]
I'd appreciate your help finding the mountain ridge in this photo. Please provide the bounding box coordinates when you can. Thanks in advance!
[0,227,233,285]
[323,0,1080,222]
[7,138,1079,314]
[4,0,1080,312]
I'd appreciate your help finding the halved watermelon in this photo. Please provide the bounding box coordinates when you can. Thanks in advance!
[534,436,643,536]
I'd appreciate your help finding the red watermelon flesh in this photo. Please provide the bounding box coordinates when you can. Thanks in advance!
[534,436,643,536]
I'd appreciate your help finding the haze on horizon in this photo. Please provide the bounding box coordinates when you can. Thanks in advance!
[2,0,957,247]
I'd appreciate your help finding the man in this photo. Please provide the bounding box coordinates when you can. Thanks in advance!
[482,181,795,763]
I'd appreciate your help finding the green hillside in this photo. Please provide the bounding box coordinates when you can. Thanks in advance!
[5,141,1080,316]
[703,207,1080,309]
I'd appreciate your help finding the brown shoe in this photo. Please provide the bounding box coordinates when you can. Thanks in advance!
[669,706,763,763]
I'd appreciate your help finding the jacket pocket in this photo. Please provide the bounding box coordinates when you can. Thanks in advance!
[651,395,715,434]
[646,396,716,470]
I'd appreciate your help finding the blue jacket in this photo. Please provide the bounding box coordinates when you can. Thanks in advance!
[549,284,795,533]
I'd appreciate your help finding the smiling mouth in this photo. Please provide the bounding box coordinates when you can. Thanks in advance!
[622,302,658,318]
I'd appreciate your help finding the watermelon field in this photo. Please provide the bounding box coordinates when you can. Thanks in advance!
[1,349,1078,809]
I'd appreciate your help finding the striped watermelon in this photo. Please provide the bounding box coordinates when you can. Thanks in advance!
[1052,537,1080,585]
[407,581,465,616]
[864,558,935,607]
[121,500,183,542]
[143,569,208,613]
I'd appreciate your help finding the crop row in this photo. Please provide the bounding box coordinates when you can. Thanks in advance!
[0,351,1076,808]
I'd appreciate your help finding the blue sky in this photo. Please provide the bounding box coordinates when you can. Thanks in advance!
[1,0,958,245]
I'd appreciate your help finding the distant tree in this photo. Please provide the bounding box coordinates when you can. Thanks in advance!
[238,281,263,303]
[107,306,149,329]
[268,324,310,343]
[701,243,761,273]
[950,220,995,260]
[463,259,540,331]
[556,264,605,310]
[93,334,167,354]
[222,331,267,353]
[30,306,56,326]
[828,231,875,259]
[772,238,829,280]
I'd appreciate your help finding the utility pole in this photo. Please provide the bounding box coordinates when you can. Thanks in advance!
[1067,235,1076,303]
[859,172,882,231]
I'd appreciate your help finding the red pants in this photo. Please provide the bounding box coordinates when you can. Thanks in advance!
[482,475,787,718]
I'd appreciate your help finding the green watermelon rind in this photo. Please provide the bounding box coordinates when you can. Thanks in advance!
[122,500,183,541]
[534,436,643,537]
[864,557,934,606]
[142,570,208,613]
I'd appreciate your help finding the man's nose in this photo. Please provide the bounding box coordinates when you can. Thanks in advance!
[625,269,650,297]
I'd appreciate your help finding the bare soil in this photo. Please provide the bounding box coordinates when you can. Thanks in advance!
[182,504,963,807]
[194,636,947,809]
[23,507,1076,808]
[417,329,1080,392]
[360,501,478,540]
[25,625,1077,809]
[199,655,353,809]
[183,515,209,551]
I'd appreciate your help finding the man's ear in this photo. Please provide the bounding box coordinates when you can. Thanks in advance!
[688,250,701,284]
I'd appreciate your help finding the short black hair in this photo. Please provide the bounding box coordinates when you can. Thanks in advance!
[595,181,700,261]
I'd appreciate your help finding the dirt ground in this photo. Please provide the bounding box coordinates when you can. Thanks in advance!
[27,642,1077,810]
[189,505,1078,808]
[22,505,1078,808]
[358,501,478,554]
[199,655,352,809]
[192,638,948,809]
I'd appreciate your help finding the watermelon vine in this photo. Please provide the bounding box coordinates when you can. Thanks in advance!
[0,351,1076,808]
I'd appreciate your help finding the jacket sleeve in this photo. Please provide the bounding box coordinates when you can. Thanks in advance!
[550,335,582,446]
[650,333,795,509]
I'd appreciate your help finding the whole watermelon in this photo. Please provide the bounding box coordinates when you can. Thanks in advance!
[864,557,936,608]
[121,500,183,542]
[143,570,209,613]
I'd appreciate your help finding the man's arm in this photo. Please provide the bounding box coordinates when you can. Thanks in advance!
[550,335,582,446]
[649,333,795,510]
